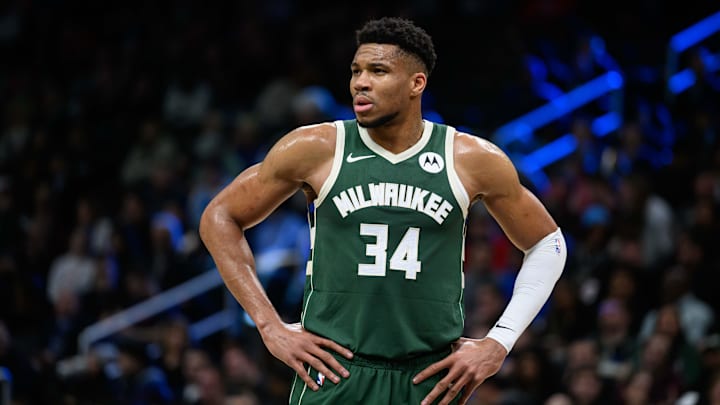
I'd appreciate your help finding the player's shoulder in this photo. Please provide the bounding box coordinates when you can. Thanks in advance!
[449,129,519,198]
[270,121,337,158]
[286,121,338,147]
[452,129,510,165]
[264,121,338,180]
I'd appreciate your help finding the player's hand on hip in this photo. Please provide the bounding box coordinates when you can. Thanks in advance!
[261,322,353,391]
[413,337,507,405]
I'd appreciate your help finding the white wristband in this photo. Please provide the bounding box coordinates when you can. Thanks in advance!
[486,228,566,353]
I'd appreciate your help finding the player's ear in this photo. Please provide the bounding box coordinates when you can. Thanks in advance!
[410,72,427,98]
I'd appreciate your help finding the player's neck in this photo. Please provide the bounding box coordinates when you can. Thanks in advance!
[366,115,425,154]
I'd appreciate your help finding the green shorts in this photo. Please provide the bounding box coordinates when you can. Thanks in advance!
[288,349,461,405]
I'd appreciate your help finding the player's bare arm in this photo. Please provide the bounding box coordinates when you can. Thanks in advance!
[414,132,565,405]
[199,122,353,392]
[455,132,558,248]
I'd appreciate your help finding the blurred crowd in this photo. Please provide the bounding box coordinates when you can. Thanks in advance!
[1,1,720,404]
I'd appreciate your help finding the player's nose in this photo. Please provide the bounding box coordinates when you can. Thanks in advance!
[352,71,371,92]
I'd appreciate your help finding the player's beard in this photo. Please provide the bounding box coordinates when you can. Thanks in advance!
[357,111,399,128]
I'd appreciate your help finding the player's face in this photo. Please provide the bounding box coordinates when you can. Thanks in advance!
[350,44,418,128]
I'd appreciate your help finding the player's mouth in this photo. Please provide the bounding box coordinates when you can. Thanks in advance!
[353,95,374,113]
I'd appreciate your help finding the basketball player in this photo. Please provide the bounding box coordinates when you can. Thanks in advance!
[200,17,566,405]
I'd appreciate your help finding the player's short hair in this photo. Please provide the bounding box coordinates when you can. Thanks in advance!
[356,17,437,76]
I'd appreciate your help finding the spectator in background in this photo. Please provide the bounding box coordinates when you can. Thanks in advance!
[78,255,122,323]
[639,267,714,347]
[114,338,176,405]
[569,115,604,174]
[252,77,300,135]
[633,333,682,404]
[192,111,227,164]
[564,338,600,374]
[142,161,188,217]
[181,348,215,404]
[0,101,30,165]
[75,195,114,257]
[700,371,720,405]
[221,340,262,395]
[603,266,645,330]
[189,364,226,405]
[0,321,41,404]
[616,172,675,270]
[46,228,96,306]
[156,317,192,400]
[55,343,121,404]
[563,365,606,405]
[611,122,657,178]
[649,304,702,389]
[163,65,213,131]
[686,171,718,234]
[289,85,346,127]
[697,335,720,402]
[565,203,613,307]
[544,277,595,346]
[465,281,508,339]
[23,182,61,274]
[114,190,152,270]
[594,298,636,383]
[44,291,85,367]
[149,208,190,288]
[229,113,266,172]
[619,370,654,405]
[120,268,160,308]
[121,119,181,187]
[503,346,559,403]
[674,224,719,311]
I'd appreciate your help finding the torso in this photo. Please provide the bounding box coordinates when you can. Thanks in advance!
[300,119,470,359]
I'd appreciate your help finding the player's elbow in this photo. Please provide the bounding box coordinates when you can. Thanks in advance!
[198,200,223,245]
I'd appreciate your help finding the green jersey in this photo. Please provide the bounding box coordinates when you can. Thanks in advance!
[301,119,469,359]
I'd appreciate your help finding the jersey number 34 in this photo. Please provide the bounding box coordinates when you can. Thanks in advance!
[358,223,421,280]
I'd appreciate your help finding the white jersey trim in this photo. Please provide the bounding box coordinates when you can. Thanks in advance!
[358,120,433,164]
[296,365,311,404]
[305,225,315,276]
[445,125,470,219]
[300,208,317,327]
[315,120,346,207]
[288,374,300,404]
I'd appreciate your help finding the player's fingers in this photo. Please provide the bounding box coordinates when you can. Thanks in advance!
[303,355,342,386]
[413,357,451,384]
[420,375,455,405]
[438,375,470,405]
[314,336,354,359]
[291,362,320,392]
[437,385,461,405]
[309,346,350,379]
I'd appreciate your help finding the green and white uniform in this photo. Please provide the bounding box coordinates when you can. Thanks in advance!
[290,119,469,404]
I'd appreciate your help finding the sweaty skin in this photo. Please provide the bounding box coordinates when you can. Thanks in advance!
[199,43,558,405]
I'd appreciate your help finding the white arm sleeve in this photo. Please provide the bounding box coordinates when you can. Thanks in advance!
[485,228,566,352]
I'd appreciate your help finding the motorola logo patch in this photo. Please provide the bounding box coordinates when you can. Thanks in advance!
[418,152,444,174]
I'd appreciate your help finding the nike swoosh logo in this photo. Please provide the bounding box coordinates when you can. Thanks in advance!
[494,324,514,331]
[346,153,376,163]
